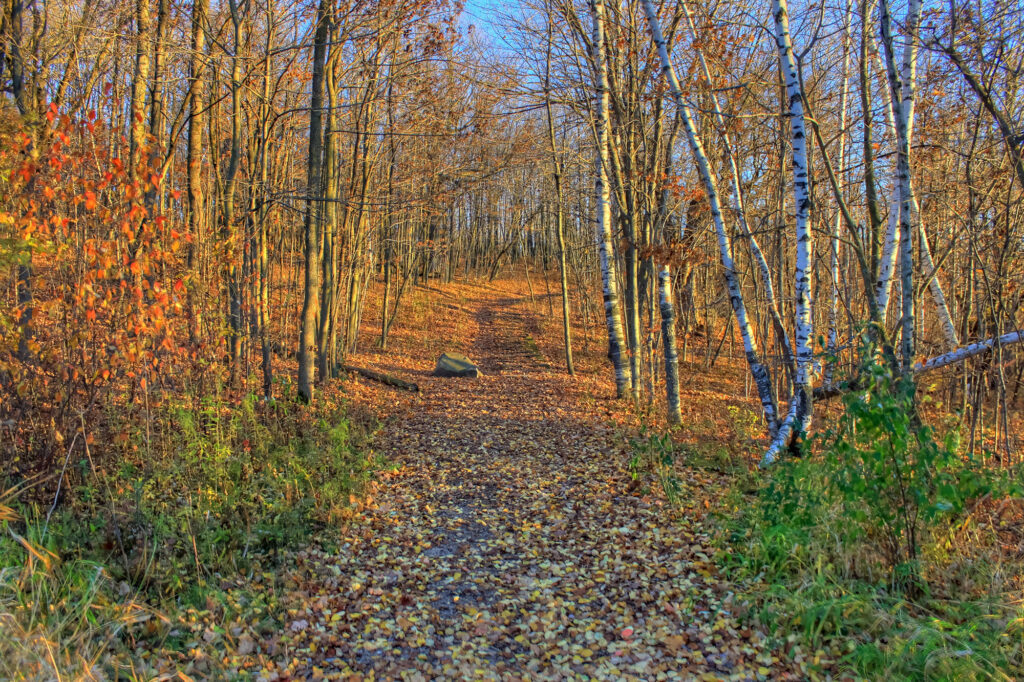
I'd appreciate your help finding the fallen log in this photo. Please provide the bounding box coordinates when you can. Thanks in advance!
[767,331,1024,468]
[913,331,1023,374]
[813,331,1024,402]
[335,365,420,392]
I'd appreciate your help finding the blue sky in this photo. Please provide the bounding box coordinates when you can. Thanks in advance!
[460,0,505,38]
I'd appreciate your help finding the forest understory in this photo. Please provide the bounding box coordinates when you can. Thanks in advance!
[1,276,1022,681]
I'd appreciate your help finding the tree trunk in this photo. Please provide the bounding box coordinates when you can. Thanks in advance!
[658,266,681,425]
[591,0,631,398]
[186,0,208,342]
[317,30,340,384]
[223,0,244,384]
[770,0,815,453]
[544,6,574,376]
[129,0,151,180]
[298,0,330,403]
[879,0,922,373]
[642,0,779,432]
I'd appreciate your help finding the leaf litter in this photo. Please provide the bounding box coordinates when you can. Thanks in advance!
[245,284,793,681]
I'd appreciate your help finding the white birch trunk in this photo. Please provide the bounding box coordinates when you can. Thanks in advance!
[591,0,631,398]
[826,1,852,388]
[680,0,796,383]
[642,0,779,431]
[762,400,799,468]
[875,185,901,320]
[772,0,815,452]
[873,30,901,326]
[879,0,923,372]
[817,331,1024,403]
[914,332,1024,374]
[918,221,959,347]
[875,6,959,349]
[659,266,681,425]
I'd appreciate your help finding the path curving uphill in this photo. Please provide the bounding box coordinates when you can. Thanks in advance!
[269,288,787,681]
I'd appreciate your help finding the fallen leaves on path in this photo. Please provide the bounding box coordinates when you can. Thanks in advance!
[246,283,793,680]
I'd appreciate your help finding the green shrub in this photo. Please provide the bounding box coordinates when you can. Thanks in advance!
[722,353,1024,679]
[824,361,998,591]
[10,387,381,594]
[51,394,382,595]
[1,390,383,678]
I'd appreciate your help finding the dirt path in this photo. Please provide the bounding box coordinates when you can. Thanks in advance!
[271,291,785,680]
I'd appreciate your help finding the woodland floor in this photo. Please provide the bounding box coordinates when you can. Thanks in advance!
[251,280,791,681]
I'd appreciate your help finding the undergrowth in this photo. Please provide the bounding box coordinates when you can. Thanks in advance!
[0,384,382,680]
[718,355,1024,680]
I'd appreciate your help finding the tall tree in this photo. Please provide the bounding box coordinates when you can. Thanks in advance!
[544,1,574,377]
[298,0,330,403]
[590,0,631,399]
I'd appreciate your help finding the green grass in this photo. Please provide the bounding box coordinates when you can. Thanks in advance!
[0,386,383,679]
[717,440,1023,680]
[0,489,152,680]
[702,353,1024,680]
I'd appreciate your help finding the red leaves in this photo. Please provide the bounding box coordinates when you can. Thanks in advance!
[84,190,97,211]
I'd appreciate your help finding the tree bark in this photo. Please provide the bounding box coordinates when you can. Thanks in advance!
[642,0,780,432]
[545,5,575,377]
[879,0,922,374]
[769,0,815,458]
[129,0,151,180]
[591,0,631,398]
[298,0,330,403]
[658,266,681,425]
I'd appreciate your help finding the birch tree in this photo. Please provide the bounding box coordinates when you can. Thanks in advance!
[641,0,780,434]
[590,0,631,399]
[878,0,921,373]
[766,0,815,463]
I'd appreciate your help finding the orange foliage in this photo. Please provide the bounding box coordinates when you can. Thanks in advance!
[1,106,187,480]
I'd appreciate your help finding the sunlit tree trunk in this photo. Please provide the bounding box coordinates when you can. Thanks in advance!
[545,4,574,377]
[826,1,852,387]
[148,0,168,140]
[591,0,631,398]
[317,26,340,384]
[186,0,208,341]
[7,0,35,362]
[256,0,276,398]
[879,0,922,373]
[642,0,779,433]
[874,21,958,348]
[769,0,815,459]
[859,0,884,288]
[680,0,795,384]
[875,185,901,323]
[222,0,244,383]
[298,0,330,403]
[658,266,681,425]
[129,0,150,180]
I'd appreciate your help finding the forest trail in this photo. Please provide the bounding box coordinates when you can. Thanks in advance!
[270,288,787,681]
